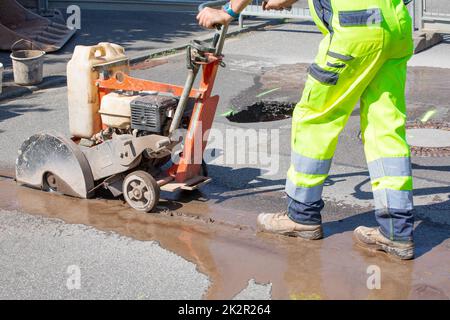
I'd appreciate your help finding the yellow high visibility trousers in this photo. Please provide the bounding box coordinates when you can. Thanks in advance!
[287,0,414,240]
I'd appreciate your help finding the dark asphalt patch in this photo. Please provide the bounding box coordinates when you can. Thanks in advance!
[226,101,295,123]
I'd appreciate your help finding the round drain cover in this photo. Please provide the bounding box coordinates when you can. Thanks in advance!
[405,121,450,157]
[407,128,450,148]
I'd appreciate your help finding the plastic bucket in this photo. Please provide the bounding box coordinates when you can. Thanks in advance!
[10,49,45,86]
[0,62,3,94]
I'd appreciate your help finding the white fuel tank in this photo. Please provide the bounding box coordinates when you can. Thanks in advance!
[67,42,129,138]
[99,92,137,129]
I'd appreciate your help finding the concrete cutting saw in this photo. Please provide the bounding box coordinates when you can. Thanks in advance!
[15,1,228,212]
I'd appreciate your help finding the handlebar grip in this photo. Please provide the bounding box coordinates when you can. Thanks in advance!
[198,0,229,12]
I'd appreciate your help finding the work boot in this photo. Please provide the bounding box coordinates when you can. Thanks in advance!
[353,226,414,260]
[257,212,323,240]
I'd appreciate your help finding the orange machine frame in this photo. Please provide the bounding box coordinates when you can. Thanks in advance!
[96,58,221,184]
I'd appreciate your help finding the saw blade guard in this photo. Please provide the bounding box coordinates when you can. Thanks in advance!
[15,132,95,198]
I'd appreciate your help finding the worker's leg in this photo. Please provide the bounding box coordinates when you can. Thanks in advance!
[260,0,399,234]
[287,0,388,225]
[287,48,387,224]
[260,44,386,237]
[360,57,414,241]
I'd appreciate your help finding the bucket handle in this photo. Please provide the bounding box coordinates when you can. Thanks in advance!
[11,39,44,52]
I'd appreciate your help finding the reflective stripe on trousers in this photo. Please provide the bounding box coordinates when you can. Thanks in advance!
[285,151,331,203]
[368,157,413,211]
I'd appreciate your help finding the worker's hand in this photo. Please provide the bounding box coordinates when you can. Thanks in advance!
[197,7,234,29]
[262,0,297,11]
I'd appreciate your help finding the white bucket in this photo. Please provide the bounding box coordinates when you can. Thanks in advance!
[10,50,45,86]
[0,62,3,95]
[10,39,45,86]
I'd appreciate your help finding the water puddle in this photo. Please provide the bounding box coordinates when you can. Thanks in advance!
[0,178,449,299]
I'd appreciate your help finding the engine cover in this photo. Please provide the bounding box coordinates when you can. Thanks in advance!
[130,95,178,133]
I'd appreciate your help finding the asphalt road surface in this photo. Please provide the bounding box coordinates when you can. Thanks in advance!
[0,21,449,299]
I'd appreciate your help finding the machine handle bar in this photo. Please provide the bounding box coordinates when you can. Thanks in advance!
[170,1,229,136]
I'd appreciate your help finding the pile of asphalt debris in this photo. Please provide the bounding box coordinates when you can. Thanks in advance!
[226,101,295,123]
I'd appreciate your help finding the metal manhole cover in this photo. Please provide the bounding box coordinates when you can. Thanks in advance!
[406,121,450,157]
[407,129,450,147]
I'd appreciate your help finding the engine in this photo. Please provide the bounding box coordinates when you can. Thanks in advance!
[130,95,178,134]
[98,91,179,137]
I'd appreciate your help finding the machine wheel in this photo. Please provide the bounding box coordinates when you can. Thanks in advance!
[123,171,160,213]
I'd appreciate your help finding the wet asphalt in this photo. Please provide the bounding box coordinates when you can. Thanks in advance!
[0,22,449,299]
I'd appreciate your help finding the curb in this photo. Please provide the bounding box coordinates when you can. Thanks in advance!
[0,76,67,102]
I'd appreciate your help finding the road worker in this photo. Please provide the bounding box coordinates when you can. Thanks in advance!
[197,0,415,260]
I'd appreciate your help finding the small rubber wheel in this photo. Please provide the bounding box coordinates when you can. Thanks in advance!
[123,171,160,212]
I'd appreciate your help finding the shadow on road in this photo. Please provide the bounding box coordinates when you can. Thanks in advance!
[0,97,51,123]
[412,162,450,172]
